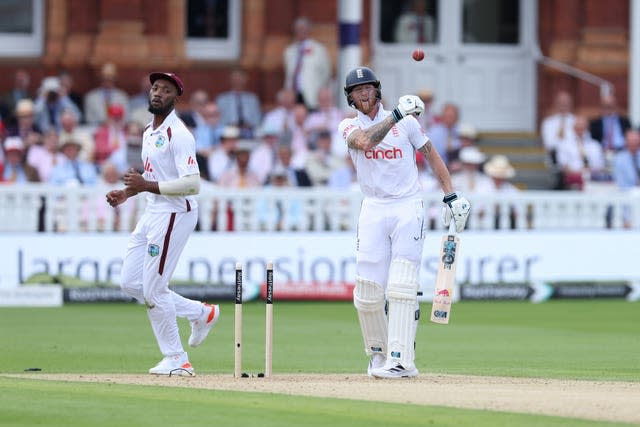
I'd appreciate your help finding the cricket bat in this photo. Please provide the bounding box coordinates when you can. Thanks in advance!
[430,222,460,324]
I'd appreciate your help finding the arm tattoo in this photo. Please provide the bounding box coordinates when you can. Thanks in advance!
[418,141,432,157]
[347,115,396,150]
[364,116,396,145]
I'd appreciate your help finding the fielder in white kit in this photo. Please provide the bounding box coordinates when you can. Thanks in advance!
[106,72,219,376]
[338,67,470,378]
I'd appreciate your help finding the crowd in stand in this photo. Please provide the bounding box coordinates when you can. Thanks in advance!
[0,62,510,195]
[0,16,638,232]
[540,90,639,194]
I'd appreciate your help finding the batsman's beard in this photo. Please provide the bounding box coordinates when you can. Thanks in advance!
[356,97,377,115]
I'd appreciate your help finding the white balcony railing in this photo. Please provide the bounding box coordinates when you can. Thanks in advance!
[0,183,638,232]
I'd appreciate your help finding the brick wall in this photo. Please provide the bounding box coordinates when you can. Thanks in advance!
[0,0,630,125]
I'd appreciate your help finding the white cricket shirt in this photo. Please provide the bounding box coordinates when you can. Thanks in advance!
[338,105,429,200]
[141,109,200,213]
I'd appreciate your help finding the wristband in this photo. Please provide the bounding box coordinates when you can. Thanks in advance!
[391,108,404,123]
[442,192,458,204]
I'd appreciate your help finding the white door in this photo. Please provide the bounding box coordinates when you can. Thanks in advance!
[372,0,537,132]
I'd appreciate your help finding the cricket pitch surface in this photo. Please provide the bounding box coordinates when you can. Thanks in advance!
[8,373,640,424]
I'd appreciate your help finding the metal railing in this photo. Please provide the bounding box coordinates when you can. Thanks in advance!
[0,184,638,232]
[533,45,614,98]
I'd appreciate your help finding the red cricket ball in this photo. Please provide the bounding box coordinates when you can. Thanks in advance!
[412,49,425,62]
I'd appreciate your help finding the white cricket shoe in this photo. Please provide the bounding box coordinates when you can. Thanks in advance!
[188,303,220,348]
[149,352,195,376]
[370,363,419,379]
[367,353,386,377]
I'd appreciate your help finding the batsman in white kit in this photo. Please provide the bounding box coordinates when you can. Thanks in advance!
[338,67,470,378]
[106,72,220,376]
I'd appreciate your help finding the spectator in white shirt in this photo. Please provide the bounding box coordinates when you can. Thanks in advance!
[248,124,282,185]
[283,17,331,110]
[556,115,609,190]
[207,126,240,183]
[305,130,345,186]
[261,88,297,134]
[541,90,575,166]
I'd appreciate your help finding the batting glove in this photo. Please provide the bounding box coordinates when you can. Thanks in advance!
[391,95,425,122]
[441,192,471,232]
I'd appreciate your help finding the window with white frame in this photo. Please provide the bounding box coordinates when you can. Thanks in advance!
[0,0,43,57]
[379,0,439,44]
[185,0,241,60]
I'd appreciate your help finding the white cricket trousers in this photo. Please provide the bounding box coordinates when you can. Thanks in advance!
[120,209,202,357]
[356,197,426,285]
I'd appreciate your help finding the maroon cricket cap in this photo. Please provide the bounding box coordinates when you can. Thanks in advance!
[149,72,184,95]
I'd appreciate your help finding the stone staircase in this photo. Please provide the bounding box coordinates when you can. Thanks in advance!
[475,132,558,190]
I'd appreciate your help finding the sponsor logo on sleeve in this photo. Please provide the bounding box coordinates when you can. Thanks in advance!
[342,124,356,139]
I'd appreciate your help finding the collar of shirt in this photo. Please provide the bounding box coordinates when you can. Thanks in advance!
[147,109,178,135]
[356,104,388,123]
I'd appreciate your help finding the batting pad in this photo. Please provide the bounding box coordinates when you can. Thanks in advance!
[386,258,419,367]
[353,277,387,356]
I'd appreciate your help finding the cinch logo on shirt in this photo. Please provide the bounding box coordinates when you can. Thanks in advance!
[187,156,196,166]
[364,147,403,160]
[144,158,153,173]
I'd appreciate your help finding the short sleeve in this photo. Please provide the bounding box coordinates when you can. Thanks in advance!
[338,118,359,147]
[404,115,431,150]
[172,130,200,177]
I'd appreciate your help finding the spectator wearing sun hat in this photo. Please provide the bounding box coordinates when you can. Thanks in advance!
[452,146,491,193]
[5,98,41,141]
[218,139,262,188]
[484,155,516,184]
[482,155,520,229]
[207,126,241,183]
[1,136,39,183]
[447,123,478,174]
[59,108,94,163]
[458,123,478,145]
[49,138,98,186]
[33,76,82,133]
[416,88,436,132]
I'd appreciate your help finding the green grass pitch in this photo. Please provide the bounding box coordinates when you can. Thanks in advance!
[1,300,638,426]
